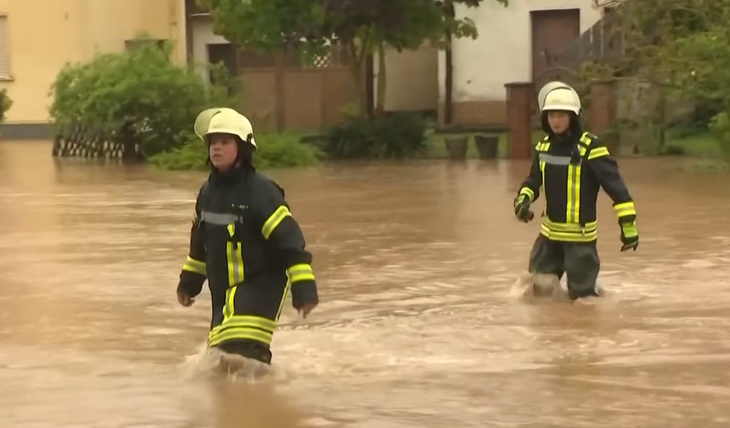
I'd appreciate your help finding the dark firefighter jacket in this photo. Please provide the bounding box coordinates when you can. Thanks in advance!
[178,167,318,349]
[517,131,636,242]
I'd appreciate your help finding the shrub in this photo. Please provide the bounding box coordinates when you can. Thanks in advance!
[322,112,428,159]
[708,111,730,159]
[49,34,237,158]
[0,88,12,122]
[148,132,320,170]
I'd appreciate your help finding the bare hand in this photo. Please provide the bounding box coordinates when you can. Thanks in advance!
[177,289,195,307]
[298,302,317,319]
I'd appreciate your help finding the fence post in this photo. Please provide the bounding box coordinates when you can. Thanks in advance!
[505,82,534,159]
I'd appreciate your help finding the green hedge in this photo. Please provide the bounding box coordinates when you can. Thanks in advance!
[321,112,428,159]
[149,132,320,170]
[49,35,236,158]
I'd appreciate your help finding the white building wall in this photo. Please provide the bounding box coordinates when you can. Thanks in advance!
[190,17,229,82]
[438,0,602,104]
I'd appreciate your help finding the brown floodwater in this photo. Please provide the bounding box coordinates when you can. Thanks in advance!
[1,140,730,428]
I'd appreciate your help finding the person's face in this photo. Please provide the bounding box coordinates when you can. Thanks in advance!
[208,133,238,170]
[547,111,571,134]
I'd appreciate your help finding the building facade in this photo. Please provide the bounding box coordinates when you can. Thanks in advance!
[440,0,604,127]
[0,0,186,137]
[0,0,600,137]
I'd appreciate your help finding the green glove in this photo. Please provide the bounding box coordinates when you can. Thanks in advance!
[620,220,638,251]
[513,194,534,222]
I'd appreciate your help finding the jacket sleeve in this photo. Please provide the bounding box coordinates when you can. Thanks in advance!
[178,186,207,297]
[251,178,319,307]
[586,140,636,224]
[517,146,542,203]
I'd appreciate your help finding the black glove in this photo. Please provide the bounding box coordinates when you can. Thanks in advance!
[513,194,534,222]
[291,280,319,317]
[177,271,205,307]
[619,220,639,251]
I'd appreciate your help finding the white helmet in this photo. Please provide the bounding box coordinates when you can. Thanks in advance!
[540,87,581,116]
[194,108,257,149]
[538,81,573,111]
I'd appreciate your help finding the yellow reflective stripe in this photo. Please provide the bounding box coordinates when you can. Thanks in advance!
[588,146,609,160]
[223,285,237,319]
[208,328,273,347]
[226,241,244,286]
[286,263,315,283]
[565,133,593,223]
[210,314,277,336]
[566,164,581,223]
[536,140,549,199]
[540,218,598,242]
[209,285,279,347]
[227,223,235,237]
[518,187,534,202]
[209,315,276,344]
[261,205,291,239]
[614,201,636,218]
[276,279,292,321]
[182,256,206,275]
[540,227,597,242]
[536,141,551,152]
[542,218,597,232]
[539,160,546,199]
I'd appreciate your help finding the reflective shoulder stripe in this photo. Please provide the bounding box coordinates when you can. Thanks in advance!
[261,205,292,239]
[577,132,595,157]
[580,132,610,160]
[536,141,551,152]
[587,146,610,160]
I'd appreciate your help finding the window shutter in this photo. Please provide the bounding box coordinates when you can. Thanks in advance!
[0,17,9,78]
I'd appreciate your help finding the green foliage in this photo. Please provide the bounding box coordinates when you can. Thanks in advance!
[589,0,730,158]
[663,1,730,160]
[199,0,509,56]
[708,113,730,159]
[0,88,12,122]
[199,0,507,115]
[149,132,320,170]
[49,35,238,158]
[322,112,428,159]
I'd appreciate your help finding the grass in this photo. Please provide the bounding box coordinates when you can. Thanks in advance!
[660,131,729,172]
[663,132,724,158]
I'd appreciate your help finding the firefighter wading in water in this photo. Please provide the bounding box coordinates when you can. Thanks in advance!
[514,82,639,300]
[176,108,319,364]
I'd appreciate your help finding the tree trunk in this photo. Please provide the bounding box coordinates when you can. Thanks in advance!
[375,41,387,116]
[346,40,368,117]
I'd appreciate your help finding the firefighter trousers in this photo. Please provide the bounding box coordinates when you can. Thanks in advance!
[528,234,600,299]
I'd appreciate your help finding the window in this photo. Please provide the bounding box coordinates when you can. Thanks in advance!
[0,15,10,79]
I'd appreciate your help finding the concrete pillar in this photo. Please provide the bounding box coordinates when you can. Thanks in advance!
[588,80,619,153]
[505,82,534,159]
